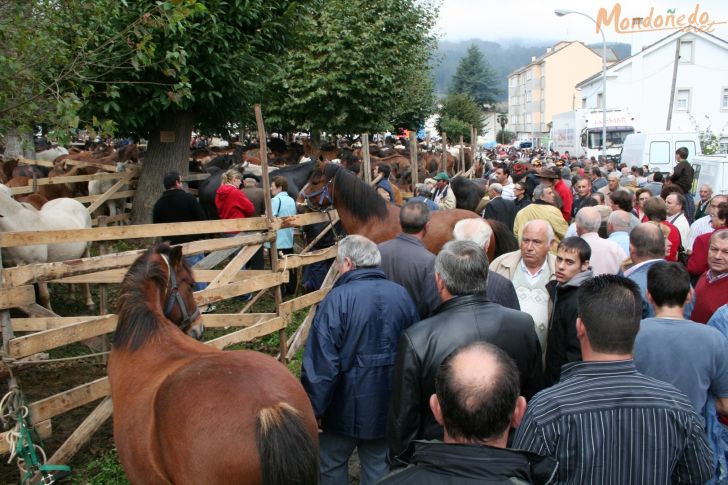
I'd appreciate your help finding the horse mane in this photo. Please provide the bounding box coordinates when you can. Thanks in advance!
[324,163,388,221]
[114,243,182,352]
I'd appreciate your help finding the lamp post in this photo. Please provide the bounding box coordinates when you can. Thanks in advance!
[497,113,508,145]
[555,8,607,159]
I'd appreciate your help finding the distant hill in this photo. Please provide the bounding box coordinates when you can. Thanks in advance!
[433,39,631,101]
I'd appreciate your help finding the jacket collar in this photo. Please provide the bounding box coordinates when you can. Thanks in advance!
[411,440,558,483]
[334,267,387,288]
[432,293,490,315]
[561,359,637,380]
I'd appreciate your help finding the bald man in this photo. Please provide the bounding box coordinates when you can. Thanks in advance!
[576,207,627,275]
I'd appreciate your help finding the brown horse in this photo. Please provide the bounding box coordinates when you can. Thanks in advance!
[108,244,318,485]
[297,161,506,259]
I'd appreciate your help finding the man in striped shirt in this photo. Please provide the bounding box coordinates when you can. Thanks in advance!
[513,275,713,484]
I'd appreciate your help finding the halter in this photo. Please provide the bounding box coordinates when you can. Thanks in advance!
[161,255,200,334]
[300,177,335,212]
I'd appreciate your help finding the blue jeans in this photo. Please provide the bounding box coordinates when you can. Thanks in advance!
[184,253,207,291]
[319,432,388,485]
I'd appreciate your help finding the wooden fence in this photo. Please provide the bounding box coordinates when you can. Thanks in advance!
[0,210,339,471]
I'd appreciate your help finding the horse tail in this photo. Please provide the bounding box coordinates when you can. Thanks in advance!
[486,218,519,258]
[256,402,318,485]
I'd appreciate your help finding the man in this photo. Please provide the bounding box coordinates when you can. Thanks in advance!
[670,146,695,195]
[379,202,440,319]
[598,171,621,199]
[590,166,607,191]
[513,184,568,246]
[490,220,557,353]
[152,171,209,293]
[270,175,297,294]
[482,183,516,230]
[301,235,419,485]
[607,209,631,257]
[543,237,593,386]
[538,167,572,222]
[493,165,516,200]
[571,176,593,218]
[643,196,681,262]
[575,207,626,275]
[431,172,455,210]
[695,183,714,220]
[645,171,664,196]
[666,192,690,250]
[380,343,557,484]
[452,218,520,311]
[691,229,728,323]
[408,183,439,212]
[514,275,713,484]
[608,189,640,229]
[625,223,669,318]
[688,195,728,251]
[372,163,395,202]
[387,240,541,466]
[634,262,728,471]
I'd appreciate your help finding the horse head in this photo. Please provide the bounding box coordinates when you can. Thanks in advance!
[116,244,204,351]
[297,160,335,212]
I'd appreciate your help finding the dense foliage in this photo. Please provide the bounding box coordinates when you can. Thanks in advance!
[450,45,500,106]
[436,93,483,142]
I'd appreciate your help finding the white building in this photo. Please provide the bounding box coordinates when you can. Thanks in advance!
[576,31,728,153]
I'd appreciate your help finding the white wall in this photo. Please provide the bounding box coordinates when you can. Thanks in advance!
[578,33,728,142]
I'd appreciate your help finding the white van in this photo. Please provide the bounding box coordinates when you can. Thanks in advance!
[619,132,701,172]
[693,155,728,196]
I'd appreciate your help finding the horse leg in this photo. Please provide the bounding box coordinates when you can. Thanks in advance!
[38,281,52,312]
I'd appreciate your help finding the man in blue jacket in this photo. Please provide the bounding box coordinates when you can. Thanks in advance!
[302,235,419,485]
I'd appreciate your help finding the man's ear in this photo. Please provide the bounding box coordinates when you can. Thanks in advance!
[435,272,445,294]
[646,290,655,307]
[580,260,590,272]
[685,288,694,307]
[576,316,587,340]
[429,394,444,426]
[511,396,527,429]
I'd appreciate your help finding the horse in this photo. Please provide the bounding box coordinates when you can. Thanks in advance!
[298,161,507,259]
[0,192,93,310]
[108,243,318,485]
[450,176,487,213]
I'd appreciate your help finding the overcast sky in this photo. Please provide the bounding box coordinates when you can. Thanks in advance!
[438,0,728,47]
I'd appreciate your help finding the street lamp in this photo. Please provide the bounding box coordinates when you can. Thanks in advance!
[555,8,607,159]
[497,113,508,145]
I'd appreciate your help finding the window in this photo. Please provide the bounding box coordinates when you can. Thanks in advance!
[526,91,532,103]
[722,88,728,110]
[597,93,604,108]
[526,113,532,123]
[649,141,671,165]
[679,40,693,63]
[720,137,728,154]
[675,89,691,111]
[676,141,697,159]
[526,69,532,81]
[582,98,587,108]
[511,96,518,106]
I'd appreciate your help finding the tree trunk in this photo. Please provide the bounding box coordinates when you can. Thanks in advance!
[4,128,35,159]
[131,111,194,225]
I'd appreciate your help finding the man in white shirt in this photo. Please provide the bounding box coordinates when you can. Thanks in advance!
[576,206,627,275]
[688,195,728,251]
[666,192,690,250]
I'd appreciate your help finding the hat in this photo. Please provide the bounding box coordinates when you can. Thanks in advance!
[434,172,450,181]
[531,159,542,167]
[536,167,560,179]
[163,171,181,189]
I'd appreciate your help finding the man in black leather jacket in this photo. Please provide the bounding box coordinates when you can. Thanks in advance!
[386,240,543,467]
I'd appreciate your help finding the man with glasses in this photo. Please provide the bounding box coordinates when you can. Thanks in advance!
[689,195,727,252]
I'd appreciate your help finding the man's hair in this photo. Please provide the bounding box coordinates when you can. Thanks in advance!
[558,236,591,264]
[717,202,728,222]
[591,191,605,204]
[489,183,503,195]
[495,165,510,176]
[643,197,667,221]
[271,175,288,192]
[608,210,631,232]
[667,192,685,209]
[577,275,642,354]
[574,176,592,187]
[377,163,391,178]
[711,228,728,244]
[400,201,430,234]
[609,189,633,212]
[453,218,493,249]
[414,183,432,198]
[435,240,488,295]
[163,171,181,190]
[647,261,690,308]
[575,208,601,233]
[436,342,520,441]
[337,235,381,268]
[653,172,664,182]
[591,166,602,177]
[676,147,689,160]
[520,219,555,244]
[630,223,665,259]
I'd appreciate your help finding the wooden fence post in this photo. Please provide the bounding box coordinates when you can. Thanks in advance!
[362,133,371,183]
[440,132,447,173]
[409,132,418,188]
[459,135,465,174]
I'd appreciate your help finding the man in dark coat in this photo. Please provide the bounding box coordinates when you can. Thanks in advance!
[386,240,542,467]
[302,235,419,485]
[380,342,556,484]
[543,237,594,387]
[483,183,516,230]
[379,202,440,319]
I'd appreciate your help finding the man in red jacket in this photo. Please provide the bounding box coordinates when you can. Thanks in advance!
[538,167,572,222]
[692,229,728,323]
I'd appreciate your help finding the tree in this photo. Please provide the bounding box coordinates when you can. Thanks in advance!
[450,45,500,106]
[265,0,438,137]
[77,0,301,224]
[436,94,483,142]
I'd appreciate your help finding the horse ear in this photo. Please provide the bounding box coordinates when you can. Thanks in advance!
[169,245,183,266]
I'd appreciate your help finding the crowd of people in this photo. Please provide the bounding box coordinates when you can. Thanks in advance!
[302,146,728,484]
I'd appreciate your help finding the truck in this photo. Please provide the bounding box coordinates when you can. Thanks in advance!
[692,154,728,196]
[550,108,635,160]
[619,131,701,173]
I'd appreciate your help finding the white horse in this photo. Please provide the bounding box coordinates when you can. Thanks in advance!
[88,161,129,218]
[0,191,93,310]
[36,146,69,162]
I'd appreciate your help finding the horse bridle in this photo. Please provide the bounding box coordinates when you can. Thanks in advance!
[161,255,200,333]
[300,176,335,212]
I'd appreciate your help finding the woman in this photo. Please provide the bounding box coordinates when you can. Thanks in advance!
[688,202,728,278]
[270,175,298,294]
[513,181,531,212]
[635,188,652,222]
[215,169,254,235]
